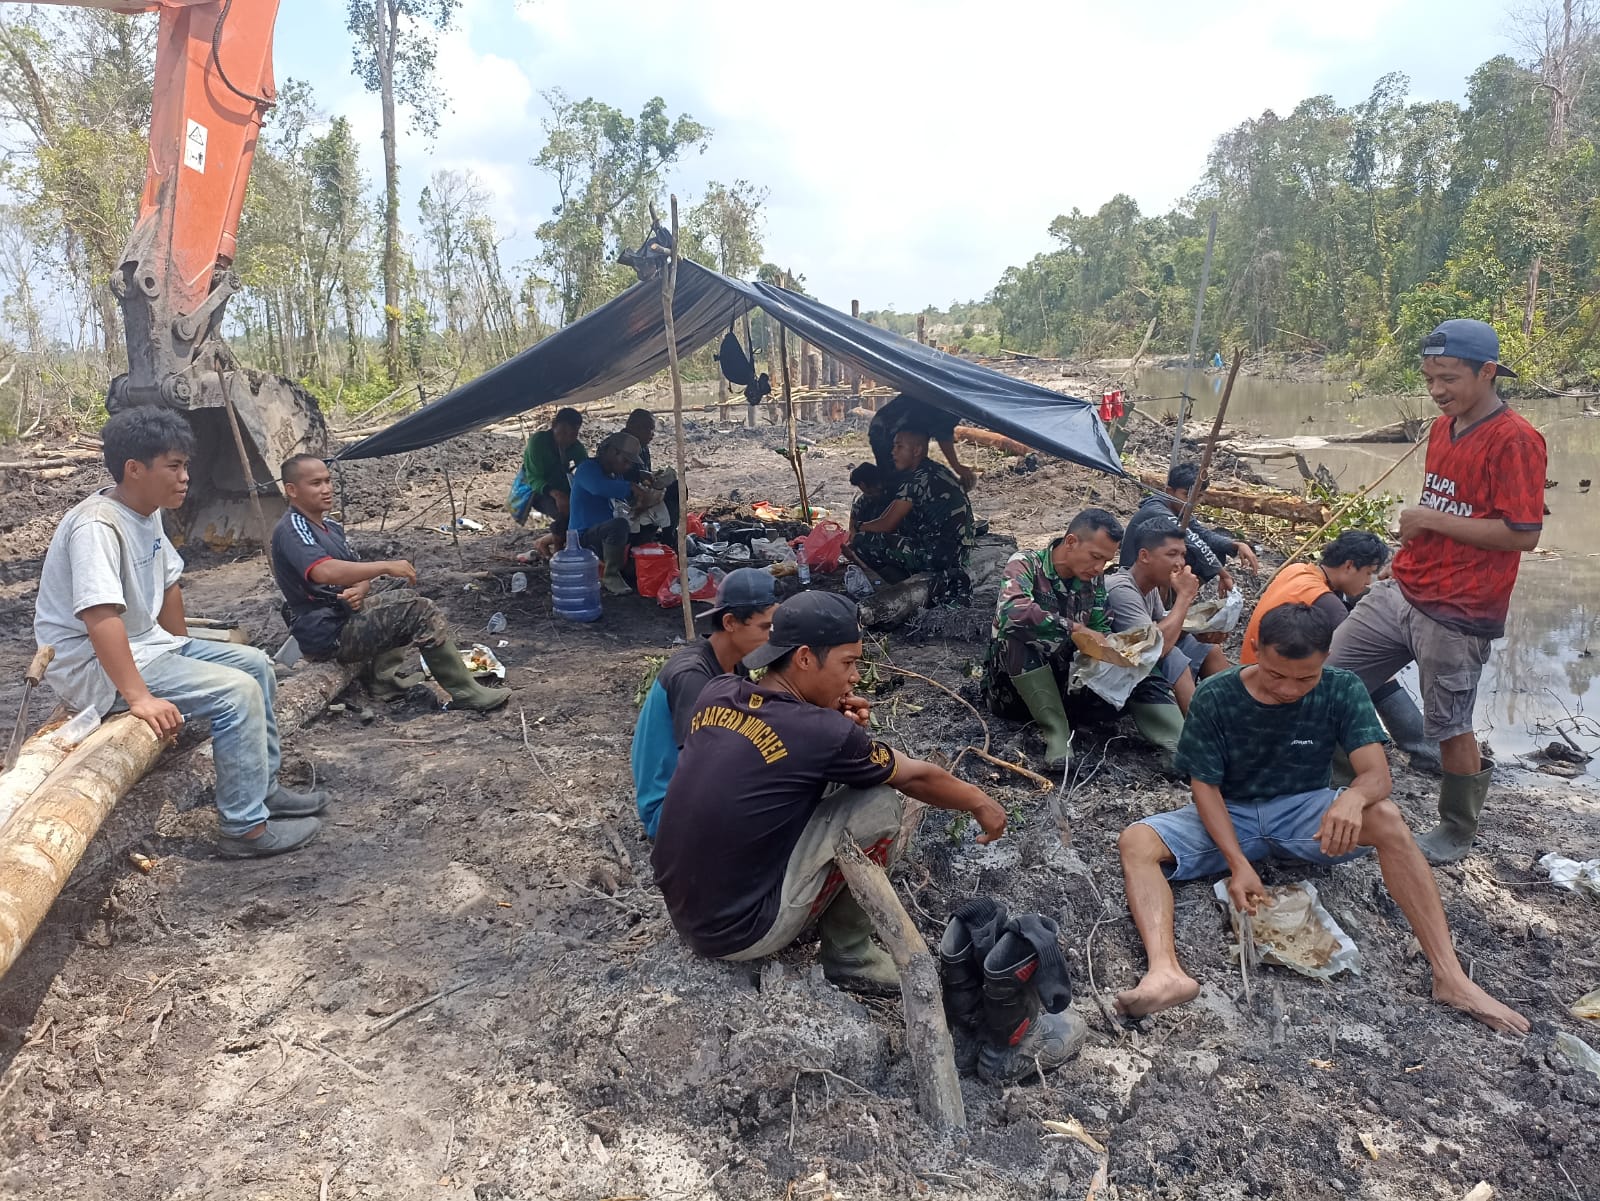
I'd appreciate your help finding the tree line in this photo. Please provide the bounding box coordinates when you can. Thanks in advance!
[979,1,1600,389]
[0,4,772,436]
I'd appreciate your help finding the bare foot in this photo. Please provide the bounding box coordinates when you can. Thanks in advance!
[1114,968,1200,1019]
[1433,976,1530,1034]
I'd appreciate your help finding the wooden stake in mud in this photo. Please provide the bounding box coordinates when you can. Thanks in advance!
[1178,347,1244,530]
[659,196,696,642]
[831,831,965,1129]
[1171,211,1218,472]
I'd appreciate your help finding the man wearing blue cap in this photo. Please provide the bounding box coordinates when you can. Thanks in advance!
[1329,319,1546,863]
[630,568,778,838]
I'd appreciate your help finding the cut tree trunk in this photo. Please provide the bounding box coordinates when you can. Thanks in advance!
[831,831,965,1129]
[0,709,73,832]
[1136,474,1329,523]
[954,426,1032,456]
[0,661,357,981]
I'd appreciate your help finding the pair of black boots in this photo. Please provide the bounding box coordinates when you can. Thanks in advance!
[938,899,1087,1084]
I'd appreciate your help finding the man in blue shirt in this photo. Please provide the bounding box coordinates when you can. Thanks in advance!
[630,568,777,837]
[1113,603,1528,1034]
[569,432,651,594]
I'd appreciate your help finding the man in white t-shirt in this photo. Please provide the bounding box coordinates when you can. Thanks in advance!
[33,408,326,858]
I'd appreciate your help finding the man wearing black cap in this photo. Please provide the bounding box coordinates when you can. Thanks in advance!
[630,568,778,838]
[652,592,1007,995]
[1329,319,1547,863]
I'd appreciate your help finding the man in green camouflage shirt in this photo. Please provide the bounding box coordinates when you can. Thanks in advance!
[982,509,1187,774]
[850,430,975,601]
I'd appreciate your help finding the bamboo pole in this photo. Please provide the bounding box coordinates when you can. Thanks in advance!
[850,300,862,394]
[1178,347,1244,529]
[660,198,696,642]
[778,276,812,521]
[831,831,965,1129]
[0,661,357,981]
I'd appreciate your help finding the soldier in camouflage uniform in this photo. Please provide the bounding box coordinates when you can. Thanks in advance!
[981,509,1185,773]
[272,455,512,712]
[849,430,976,602]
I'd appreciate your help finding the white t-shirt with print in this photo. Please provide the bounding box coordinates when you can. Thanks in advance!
[34,489,185,714]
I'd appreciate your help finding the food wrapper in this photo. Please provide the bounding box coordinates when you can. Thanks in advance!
[1212,880,1361,981]
[1571,988,1600,1022]
[1067,624,1162,708]
[420,643,505,681]
[1182,589,1244,634]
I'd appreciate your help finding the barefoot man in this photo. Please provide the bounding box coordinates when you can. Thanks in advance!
[1113,603,1528,1033]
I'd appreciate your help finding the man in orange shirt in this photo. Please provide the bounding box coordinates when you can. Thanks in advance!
[1329,320,1546,863]
[1240,532,1434,769]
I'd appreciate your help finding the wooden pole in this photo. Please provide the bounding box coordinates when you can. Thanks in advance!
[1178,347,1244,529]
[832,831,965,1128]
[1171,211,1218,472]
[916,313,926,345]
[660,197,696,643]
[777,278,811,521]
[0,661,357,981]
[850,300,862,395]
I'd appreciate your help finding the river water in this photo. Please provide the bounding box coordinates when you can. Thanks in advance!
[1136,367,1600,771]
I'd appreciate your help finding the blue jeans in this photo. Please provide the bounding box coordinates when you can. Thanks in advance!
[139,639,280,836]
[1137,788,1373,880]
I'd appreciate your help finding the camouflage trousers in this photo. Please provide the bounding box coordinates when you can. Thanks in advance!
[852,533,971,604]
[334,588,451,664]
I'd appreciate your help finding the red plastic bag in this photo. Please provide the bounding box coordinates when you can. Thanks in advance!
[686,512,707,538]
[655,567,720,608]
[631,543,678,599]
[795,520,849,572]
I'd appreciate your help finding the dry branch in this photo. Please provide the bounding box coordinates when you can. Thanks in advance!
[0,661,357,980]
[831,832,965,1128]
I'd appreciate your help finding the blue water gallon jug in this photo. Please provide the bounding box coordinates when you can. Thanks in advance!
[550,528,602,622]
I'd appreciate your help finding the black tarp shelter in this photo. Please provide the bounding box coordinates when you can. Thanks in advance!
[340,261,1125,478]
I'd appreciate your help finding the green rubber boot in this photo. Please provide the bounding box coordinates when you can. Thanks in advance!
[818,891,900,995]
[1415,768,1490,864]
[1130,702,1185,774]
[601,542,632,595]
[365,647,424,700]
[421,641,512,712]
[1010,665,1073,771]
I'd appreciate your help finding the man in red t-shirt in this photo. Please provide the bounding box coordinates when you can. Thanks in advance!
[1329,319,1546,863]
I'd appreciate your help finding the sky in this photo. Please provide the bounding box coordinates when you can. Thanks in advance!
[273,0,1520,315]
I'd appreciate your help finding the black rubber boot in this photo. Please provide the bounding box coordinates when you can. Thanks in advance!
[422,641,512,711]
[1372,681,1442,775]
[938,898,1008,1071]
[977,915,1086,1085]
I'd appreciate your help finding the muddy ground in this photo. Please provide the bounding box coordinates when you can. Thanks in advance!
[0,391,1597,1201]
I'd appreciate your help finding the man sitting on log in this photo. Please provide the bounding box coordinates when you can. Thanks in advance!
[1113,603,1528,1034]
[630,568,777,839]
[1121,462,1260,594]
[867,393,976,489]
[981,509,1184,774]
[34,408,326,858]
[848,430,976,601]
[272,455,511,712]
[652,592,1007,993]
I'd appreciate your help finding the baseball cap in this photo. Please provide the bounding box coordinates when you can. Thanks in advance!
[696,567,779,629]
[1422,319,1517,378]
[598,431,645,466]
[742,590,863,671]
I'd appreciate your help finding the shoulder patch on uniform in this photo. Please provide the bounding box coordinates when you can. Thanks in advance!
[869,741,892,768]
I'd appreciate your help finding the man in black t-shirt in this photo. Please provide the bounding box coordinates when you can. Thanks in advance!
[271,455,511,711]
[652,592,1007,991]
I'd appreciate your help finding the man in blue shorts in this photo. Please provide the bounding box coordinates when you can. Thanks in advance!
[1112,603,1527,1033]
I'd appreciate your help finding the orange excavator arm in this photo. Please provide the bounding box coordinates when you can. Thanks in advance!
[20,0,327,547]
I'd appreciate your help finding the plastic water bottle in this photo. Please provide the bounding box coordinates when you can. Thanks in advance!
[795,541,811,586]
[550,528,602,622]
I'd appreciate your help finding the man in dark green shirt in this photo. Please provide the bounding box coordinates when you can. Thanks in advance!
[513,407,587,555]
[1114,602,1529,1035]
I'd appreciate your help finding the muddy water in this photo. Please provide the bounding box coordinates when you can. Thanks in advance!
[1137,367,1600,771]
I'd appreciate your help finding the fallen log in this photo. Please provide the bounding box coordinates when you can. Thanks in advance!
[0,709,73,831]
[1136,473,1329,523]
[954,425,1032,457]
[832,830,965,1129]
[0,660,357,981]
[0,455,97,472]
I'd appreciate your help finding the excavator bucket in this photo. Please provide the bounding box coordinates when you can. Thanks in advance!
[160,369,329,551]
